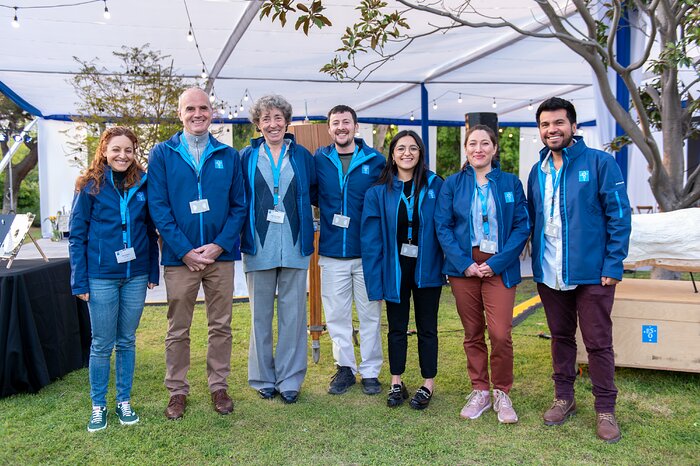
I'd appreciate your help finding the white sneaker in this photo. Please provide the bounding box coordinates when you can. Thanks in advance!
[460,390,491,419]
[493,389,518,424]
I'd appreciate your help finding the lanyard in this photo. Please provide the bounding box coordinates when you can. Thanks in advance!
[477,183,491,238]
[111,171,129,246]
[548,157,562,220]
[264,142,287,206]
[400,180,416,243]
[335,146,359,214]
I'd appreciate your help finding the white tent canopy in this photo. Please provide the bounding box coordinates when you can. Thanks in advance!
[0,0,598,124]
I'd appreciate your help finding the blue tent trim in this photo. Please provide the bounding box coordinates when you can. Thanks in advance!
[0,81,44,117]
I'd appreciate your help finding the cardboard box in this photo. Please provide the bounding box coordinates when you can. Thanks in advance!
[576,279,700,373]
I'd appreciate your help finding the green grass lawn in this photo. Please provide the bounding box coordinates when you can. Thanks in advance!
[1,281,698,465]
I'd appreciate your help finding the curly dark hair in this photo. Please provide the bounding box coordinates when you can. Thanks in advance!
[75,126,144,194]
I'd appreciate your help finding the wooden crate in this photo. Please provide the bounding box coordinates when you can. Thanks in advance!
[575,279,700,373]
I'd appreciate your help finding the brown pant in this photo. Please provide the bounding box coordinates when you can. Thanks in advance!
[163,261,234,396]
[450,248,516,393]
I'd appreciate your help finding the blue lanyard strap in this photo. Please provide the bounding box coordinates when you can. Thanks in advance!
[477,183,491,238]
[400,180,416,243]
[111,171,128,245]
[548,157,562,220]
[264,142,287,206]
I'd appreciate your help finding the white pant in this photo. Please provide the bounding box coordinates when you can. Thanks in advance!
[319,256,383,378]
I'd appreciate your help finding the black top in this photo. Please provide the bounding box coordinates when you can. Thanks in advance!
[396,178,421,247]
[338,152,353,176]
[112,170,127,194]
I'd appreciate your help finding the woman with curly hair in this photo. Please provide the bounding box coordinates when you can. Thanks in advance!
[69,126,159,432]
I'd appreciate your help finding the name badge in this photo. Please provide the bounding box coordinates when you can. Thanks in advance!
[190,199,210,214]
[400,243,418,258]
[544,221,560,238]
[332,214,350,228]
[479,239,497,254]
[267,209,285,224]
[115,247,136,263]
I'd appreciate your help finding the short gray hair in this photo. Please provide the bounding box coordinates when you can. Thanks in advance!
[248,94,293,126]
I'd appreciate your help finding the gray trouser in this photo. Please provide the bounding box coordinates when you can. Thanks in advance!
[246,267,308,392]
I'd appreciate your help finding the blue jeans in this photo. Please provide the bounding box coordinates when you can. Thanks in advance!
[88,275,148,406]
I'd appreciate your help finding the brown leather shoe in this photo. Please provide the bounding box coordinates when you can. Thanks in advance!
[596,412,621,443]
[211,389,234,415]
[164,394,186,420]
[543,398,577,425]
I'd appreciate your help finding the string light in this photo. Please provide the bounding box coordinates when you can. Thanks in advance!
[432,100,437,110]
[508,133,513,138]
[239,102,244,112]
[372,129,377,135]
[244,90,249,102]
[528,100,533,111]
[492,98,497,109]
[200,68,208,79]
[498,128,503,133]
[209,91,215,103]
[187,29,194,42]
[11,7,19,28]
[228,109,233,119]
[102,0,110,19]
[410,112,415,121]
[233,109,239,117]
[457,93,462,104]
[532,136,537,143]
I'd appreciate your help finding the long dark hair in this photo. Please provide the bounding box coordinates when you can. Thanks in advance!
[376,130,428,195]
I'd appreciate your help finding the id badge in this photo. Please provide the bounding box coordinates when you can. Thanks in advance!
[267,209,285,224]
[115,247,136,264]
[544,221,560,238]
[400,243,418,258]
[332,214,350,228]
[189,199,210,214]
[479,239,497,254]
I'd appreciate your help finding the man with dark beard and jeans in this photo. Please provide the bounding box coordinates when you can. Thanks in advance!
[527,97,631,443]
[313,105,386,395]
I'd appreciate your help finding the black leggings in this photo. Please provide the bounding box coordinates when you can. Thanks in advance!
[385,256,441,379]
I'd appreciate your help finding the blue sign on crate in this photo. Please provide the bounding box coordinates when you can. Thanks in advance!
[642,325,658,343]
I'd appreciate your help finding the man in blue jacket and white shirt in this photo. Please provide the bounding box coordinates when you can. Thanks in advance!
[527,97,631,443]
[313,105,386,395]
[148,87,246,420]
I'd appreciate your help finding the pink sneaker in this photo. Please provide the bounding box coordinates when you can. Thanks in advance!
[493,389,518,424]
[460,390,491,419]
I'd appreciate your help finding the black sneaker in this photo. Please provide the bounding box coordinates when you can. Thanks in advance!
[361,378,382,395]
[328,366,356,395]
[387,382,409,408]
[409,386,432,410]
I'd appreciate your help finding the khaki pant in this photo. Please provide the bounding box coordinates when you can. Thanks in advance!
[163,261,234,395]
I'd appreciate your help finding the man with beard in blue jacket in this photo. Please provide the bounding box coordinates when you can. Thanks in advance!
[148,87,246,420]
[527,97,631,443]
[313,105,386,396]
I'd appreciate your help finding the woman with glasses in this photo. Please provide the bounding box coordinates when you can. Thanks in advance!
[361,130,444,409]
[434,124,529,424]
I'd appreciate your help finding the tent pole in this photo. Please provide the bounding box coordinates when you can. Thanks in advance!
[614,8,630,182]
[0,117,38,212]
[421,83,429,165]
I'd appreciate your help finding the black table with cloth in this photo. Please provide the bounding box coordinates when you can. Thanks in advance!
[0,258,91,398]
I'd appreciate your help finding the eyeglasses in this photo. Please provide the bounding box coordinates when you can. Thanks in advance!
[395,145,420,155]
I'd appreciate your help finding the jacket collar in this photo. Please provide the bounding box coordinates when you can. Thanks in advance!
[462,161,502,181]
[165,131,225,151]
[249,132,297,150]
[319,137,374,157]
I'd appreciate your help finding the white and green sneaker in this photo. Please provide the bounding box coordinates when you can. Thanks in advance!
[116,401,139,425]
[87,406,107,432]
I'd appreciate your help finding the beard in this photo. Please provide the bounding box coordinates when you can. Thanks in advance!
[545,133,574,152]
[333,132,353,148]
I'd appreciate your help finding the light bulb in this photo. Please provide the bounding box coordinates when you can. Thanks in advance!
[103,3,111,19]
[228,111,233,119]
[432,100,437,110]
[187,30,194,42]
[200,68,208,79]
[372,129,377,135]
[532,136,537,143]
[244,91,249,102]
[233,110,239,117]
[492,98,497,109]
[498,128,503,133]
[209,92,215,103]
[457,93,462,104]
[528,100,533,111]
[410,112,415,121]
[508,133,513,138]
[11,8,19,28]
[239,103,244,112]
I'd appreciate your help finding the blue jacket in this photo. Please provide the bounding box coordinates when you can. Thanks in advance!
[239,134,317,257]
[434,163,529,288]
[147,132,246,266]
[361,172,445,303]
[313,138,386,258]
[527,136,631,283]
[69,168,160,295]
